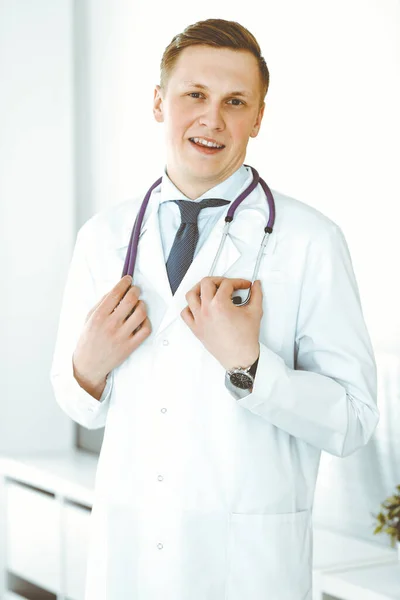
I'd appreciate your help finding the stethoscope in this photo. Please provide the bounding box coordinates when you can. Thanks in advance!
[122,164,276,307]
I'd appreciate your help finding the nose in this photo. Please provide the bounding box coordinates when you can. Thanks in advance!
[199,102,225,131]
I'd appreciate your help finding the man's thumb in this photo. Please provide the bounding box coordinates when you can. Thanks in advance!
[250,280,262,304]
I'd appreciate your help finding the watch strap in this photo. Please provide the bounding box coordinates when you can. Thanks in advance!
[248,355,259,377]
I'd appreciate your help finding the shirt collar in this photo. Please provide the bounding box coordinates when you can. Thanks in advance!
[159,164,251,205]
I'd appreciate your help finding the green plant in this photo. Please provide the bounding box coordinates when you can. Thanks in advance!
[373,485,400,547]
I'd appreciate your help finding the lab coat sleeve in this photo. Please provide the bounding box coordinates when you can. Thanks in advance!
[236,223,379,457]
[50,223,113,429]
[225,382,251,401]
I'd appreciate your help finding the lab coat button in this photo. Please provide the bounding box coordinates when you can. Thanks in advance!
[162,339,169,346]
[157,543,163,549]
[161,408,167,413]
[157,475,164,481]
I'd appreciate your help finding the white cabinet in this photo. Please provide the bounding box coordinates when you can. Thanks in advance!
[64,503,91,600]
[0,451,96,600]
[6,482,61,593]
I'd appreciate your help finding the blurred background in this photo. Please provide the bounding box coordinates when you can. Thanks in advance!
[0,0,399,598]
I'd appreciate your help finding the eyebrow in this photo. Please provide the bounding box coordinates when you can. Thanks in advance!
[182,81,252,98]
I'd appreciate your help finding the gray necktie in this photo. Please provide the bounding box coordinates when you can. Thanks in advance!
[166,198,230,295]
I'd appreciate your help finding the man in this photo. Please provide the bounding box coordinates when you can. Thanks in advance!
[51,18,379,600]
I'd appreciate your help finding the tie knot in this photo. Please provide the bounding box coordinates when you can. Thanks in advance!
[174,198,230,224]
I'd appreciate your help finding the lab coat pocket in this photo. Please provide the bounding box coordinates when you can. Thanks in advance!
[225,510,312,600]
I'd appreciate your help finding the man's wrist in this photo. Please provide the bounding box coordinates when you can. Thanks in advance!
[75,372,107,401]
[72,358,108,401]
[225,351,259,394]
[225,347,260,372]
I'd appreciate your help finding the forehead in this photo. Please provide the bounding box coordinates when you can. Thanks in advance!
[169,45,260,93]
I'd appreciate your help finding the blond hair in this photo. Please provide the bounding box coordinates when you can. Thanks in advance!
[160,18,270,108]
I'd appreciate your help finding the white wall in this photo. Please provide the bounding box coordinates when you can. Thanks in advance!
[75,0,400,545]
[0,0,75,453]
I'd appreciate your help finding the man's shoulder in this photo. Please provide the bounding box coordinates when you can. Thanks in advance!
[271,188,342,243]
[77,194,143,248]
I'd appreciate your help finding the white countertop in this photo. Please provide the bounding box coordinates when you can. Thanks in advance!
[313,528,396,571]
[0,450,98,506]
[321,561,400,600]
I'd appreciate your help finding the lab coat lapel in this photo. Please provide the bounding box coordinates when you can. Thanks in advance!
[154,216,241,337]
[133,198,173,305]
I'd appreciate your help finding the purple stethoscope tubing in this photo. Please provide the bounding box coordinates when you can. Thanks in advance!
[121,164,275,306]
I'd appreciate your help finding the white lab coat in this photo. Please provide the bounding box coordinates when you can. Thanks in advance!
[50,180,379,600]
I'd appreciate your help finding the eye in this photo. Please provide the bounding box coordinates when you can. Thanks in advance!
[187,93,244,105]
[228,98,244,106]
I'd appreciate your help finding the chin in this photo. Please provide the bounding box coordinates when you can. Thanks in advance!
[187,159,224,175]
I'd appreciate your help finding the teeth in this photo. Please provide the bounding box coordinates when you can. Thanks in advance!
[191,137,223,149]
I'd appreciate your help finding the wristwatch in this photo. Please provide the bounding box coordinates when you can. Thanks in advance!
[226,355,259,390]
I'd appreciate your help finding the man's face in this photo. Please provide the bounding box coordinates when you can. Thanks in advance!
[153,45,265,198]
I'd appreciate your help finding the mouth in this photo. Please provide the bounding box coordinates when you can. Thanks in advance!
[188,137,225,155]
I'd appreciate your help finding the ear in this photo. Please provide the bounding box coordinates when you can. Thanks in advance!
[250,102,265,138]
[153,85,164,123]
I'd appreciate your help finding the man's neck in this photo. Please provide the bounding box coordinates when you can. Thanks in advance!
[165,165,239,200]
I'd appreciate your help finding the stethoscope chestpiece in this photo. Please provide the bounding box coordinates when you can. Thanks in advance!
[231,287,252,306]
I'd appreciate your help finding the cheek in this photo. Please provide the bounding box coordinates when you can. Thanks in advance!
[234,119,254,142]
[166,104,192,134]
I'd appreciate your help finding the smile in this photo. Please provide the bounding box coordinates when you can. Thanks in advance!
[189,137,225,149]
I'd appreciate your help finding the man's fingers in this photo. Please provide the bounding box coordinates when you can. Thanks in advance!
[187,277,251,298]
[86,278,127,321]
[216,278,252,301]
[185,288,202,314]
[251,279,263,300]
[93,275,140,318]
[219,278,252,291]
[206,277,251,290]
[196,277,219,303]
[180,305,195,329]
[187,277,221,297]
[86,292,108,321]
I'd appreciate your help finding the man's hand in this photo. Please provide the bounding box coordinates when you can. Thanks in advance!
[181,277,262,371]
[72,275,152,399]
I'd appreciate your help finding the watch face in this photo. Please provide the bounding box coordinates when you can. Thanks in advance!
[230,372,253,390]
